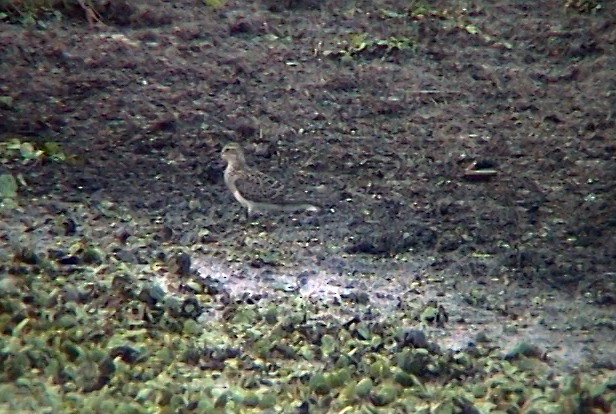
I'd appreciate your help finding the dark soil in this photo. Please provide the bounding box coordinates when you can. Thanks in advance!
[1,0,615,393]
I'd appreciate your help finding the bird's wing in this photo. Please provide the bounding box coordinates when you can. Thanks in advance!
[234,168,287,204]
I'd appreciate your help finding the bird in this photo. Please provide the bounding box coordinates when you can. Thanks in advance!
[221,142,321,217]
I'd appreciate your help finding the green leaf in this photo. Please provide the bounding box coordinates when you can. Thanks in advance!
[44,141,66,161]
[0,95,13,109]
[465,24,480,35]
[20,142,36,159]
[6,138,21,151]
[380,9,406,18]
[0,173,18,200]
[203,0,226,8]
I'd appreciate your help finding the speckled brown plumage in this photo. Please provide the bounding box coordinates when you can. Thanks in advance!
[221,142,320,216]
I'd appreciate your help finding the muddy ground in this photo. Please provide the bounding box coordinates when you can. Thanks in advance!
[0,0,615,411]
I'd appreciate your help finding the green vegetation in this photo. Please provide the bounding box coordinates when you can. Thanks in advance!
[0,136,65,208]
[565,0,602,13]
[0,0,97,25]
[201,0,226,9]
[334,32,416,61]
[0,136,66,164]
[1,248,614,412]
[0,0,62,24]
[0,172,18,202]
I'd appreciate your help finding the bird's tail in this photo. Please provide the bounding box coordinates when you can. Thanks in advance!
[254,201,321,214]
[281,203,321,213]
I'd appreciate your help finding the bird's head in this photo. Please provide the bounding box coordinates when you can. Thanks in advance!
[221,142,245,165]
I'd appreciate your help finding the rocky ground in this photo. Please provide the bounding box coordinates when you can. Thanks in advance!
[0,0,615,413]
